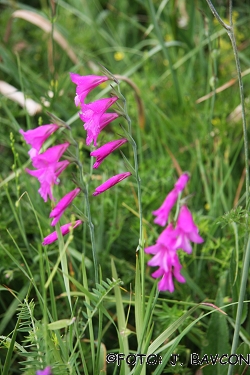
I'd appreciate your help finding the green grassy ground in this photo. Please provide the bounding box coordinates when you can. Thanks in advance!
[0,1,250,374]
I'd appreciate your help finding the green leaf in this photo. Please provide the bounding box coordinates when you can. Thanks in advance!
[48,317,76,330]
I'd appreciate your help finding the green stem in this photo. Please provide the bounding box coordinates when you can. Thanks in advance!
[56,223,72,311]
[84,184,98,284]
[77,156,98,284]
[205,2,249,374]
[227,30,249,207]
[68,126,98,285]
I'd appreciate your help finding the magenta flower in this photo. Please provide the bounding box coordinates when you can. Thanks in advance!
[152,189,178,227]
[174,205,204,254]
[26,143,70,202]
[99,113,119,130]
[93,172,131,196]
[20,124,59,152]
[79,97,118,146]
[152,173,190,227]
[30,143,70,168]
[26,160,70,202]
[174,172,189,192]
[70,73,109,106]
[90,138,127,169]
[42,220,82,246]
[49,188,81,226]
[36,366,52,375]
[81,112,119,146]
[145,224,185,292]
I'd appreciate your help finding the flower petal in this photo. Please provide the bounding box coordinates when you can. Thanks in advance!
[50,188,81,226]
[42,220,82,246]
[174,172,190,192]
[92,172,131,196]
[20,124,59,151]
[70,73,109,105]
[90,138,127,169]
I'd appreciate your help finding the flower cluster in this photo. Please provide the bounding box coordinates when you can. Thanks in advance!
[145,173,204,293]
[20,124,82,245]
[20,72,132,245]
[70,73,131,196]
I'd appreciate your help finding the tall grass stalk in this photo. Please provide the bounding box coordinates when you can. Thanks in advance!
[205,1,249,374]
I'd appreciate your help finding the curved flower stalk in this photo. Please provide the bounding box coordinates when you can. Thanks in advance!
[145,173,203,292]
[70,71,133,284]
[70,73,132,195]
[42,220,82,245]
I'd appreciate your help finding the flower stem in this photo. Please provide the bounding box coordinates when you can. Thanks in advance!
[69,127,98,284]
[121,94,145,319]
[205,2,249,373]
[84,184,98,284]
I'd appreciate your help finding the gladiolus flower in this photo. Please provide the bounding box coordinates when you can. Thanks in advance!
[36,366,52,375]
[82,112,119,146]
[42,220,82,246]
[70,73,109,106]
[50,188,81,226]
[30,143,70,168]
[152,172,190,227]
[90,138,127,168]
[93,172,131,196]
[26,160,70,202]
[99,112,119,130]
[152,189,178,227]
[26,143,70,202]
[20,124,59,152]
[79,97,118,146]
[145,224,185,293]
[174,205,204,254]
[174,172,189,192]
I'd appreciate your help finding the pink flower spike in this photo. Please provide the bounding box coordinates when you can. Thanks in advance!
[36,367,52,375]
[79,97,119,146]
[70,73,109,106]
[93,172,131,196]
[90,138,127,169]
[152,189,178,227]
[31,143,70,168]
[174,205,204,253]
[20,124,59,152]
[42,220,82,246]
[50,188,81,226]
[174,172,190,192]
